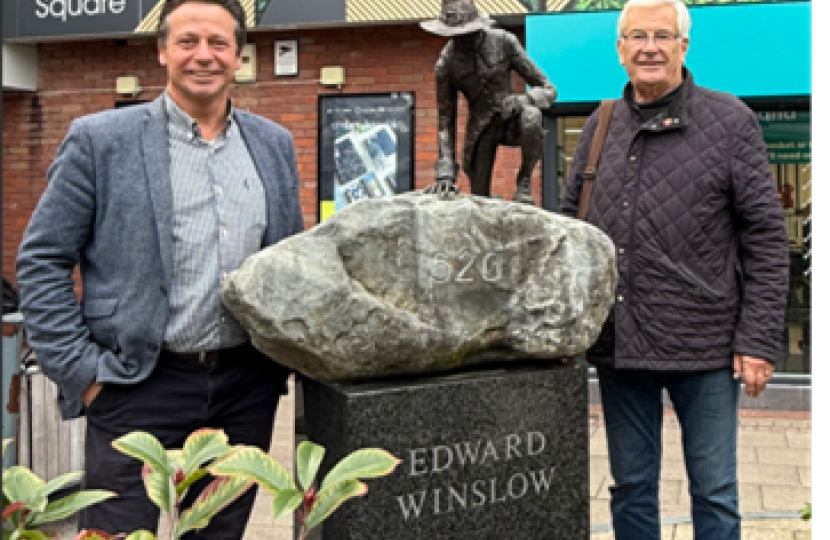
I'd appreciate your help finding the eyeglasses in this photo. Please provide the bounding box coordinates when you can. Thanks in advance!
[621,30,681,47]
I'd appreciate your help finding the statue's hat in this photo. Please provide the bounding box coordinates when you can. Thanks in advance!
[420,0,493,37]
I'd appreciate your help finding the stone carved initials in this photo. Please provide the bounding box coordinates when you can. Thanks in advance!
[456,251,475,283]
[481,252,503,282]
[426,251,506,284]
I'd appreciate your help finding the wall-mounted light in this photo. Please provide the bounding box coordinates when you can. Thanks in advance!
[115,75,141,97]
[319,66,344,89]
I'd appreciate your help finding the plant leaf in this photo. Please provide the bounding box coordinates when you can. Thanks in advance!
[112,432,170,476]
[175,470,207,498]
[174,476,252,538]
[37,472,84,500]
[31,491,116,526]
[2,501,25,522]
[166,450,184,473]
[142,465,176,515]
[2,466,47,513]
[304,480,367,531]
[69,529,125,540]
[296,442,325,492]
[320,449,400,491]
[801,503,830,519]
[16,531,56,540]
[208,447,295,495]
[271,489,302,520]
[182,429,231,476]
[123,531,154,540]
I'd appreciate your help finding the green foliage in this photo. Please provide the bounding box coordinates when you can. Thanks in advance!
[2,439,116,540]
[208,446,295,494]
[801,503,830,519]
[123,531,153,540]
[111,433,171,477]
[71,530,123,540]
[209,440,400,540]
[30,493,116,527]
[111,429,244,540]
[319,448,400,490]
[303,480,366,531]
[4,427,401,540]
[296,442,324,492]
[270,491,303,521]
[174,477,252,539]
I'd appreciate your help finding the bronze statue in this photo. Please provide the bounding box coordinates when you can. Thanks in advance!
[421,0,557,204]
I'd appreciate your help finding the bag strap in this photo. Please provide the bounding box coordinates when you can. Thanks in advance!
[578,99,616,221]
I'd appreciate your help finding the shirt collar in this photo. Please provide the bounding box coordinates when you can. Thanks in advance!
[163,91,235,140]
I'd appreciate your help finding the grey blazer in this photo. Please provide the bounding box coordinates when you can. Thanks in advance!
[16,95,304,419]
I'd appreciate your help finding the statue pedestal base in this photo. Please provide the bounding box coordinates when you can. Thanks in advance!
[302,363,590,540]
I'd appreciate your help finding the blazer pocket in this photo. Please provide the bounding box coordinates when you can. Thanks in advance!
[83,298,119,318]
[83,298,121,352]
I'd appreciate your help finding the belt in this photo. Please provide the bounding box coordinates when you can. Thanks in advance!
[160,343,249,364]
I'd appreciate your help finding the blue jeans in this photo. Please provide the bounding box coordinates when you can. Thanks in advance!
[596,366,741,540]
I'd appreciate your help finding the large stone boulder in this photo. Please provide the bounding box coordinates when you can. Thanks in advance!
[222,193,616,381]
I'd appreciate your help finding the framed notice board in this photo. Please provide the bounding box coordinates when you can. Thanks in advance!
[317,92,415,222]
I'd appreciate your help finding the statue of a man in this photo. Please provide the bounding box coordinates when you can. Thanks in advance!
[421,0,557,204]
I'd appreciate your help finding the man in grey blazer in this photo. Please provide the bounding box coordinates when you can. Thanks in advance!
[16,0,303,537]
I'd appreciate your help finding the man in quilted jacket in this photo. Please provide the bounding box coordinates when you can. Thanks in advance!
[560,1,789,539]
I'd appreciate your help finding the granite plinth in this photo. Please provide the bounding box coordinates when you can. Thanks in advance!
[303,364,589,540]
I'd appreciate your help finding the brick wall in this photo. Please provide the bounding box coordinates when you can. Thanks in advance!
[2,24,544,283]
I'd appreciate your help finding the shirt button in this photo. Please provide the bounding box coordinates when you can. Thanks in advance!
[214,185,223,196]
[629,155,637,162]
[619,248,625,255]
[617,295,624,302]
[220,227,227,238]
[623,201,630,207]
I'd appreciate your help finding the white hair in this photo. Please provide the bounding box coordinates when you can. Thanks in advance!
[617,0,691,39]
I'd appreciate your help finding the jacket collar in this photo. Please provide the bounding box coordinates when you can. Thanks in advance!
[141,95,173,285]
[622,67,692,133]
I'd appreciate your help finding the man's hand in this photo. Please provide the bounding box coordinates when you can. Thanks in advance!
[733,354,774,398]
[82,382,104,407]
[423,180,461,199]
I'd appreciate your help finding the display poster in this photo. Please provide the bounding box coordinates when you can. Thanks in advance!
[318,93,415,222]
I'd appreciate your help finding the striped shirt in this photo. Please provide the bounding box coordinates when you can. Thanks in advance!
[162,92,267,352]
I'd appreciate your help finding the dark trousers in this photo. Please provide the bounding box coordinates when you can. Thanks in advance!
[596,366,741,540]
[79,345,287,539]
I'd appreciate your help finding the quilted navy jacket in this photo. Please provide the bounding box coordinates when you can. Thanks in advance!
[561,70,789,370]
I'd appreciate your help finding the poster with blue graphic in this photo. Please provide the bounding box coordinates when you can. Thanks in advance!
[318,93,414,221]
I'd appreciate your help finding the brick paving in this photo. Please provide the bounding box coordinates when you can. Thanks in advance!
[587,406,812,539]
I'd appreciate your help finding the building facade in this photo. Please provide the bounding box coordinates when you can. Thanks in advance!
[2,0,811,405]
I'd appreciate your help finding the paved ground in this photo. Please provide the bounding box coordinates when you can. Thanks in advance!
[586,405,812,540]
[48,379,812,539]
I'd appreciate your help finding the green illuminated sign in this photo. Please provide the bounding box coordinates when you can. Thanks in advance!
[758,111,810,164]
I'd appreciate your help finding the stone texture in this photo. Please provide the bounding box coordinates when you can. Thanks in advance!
[223,193,616,381]
[302,365,590,540]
